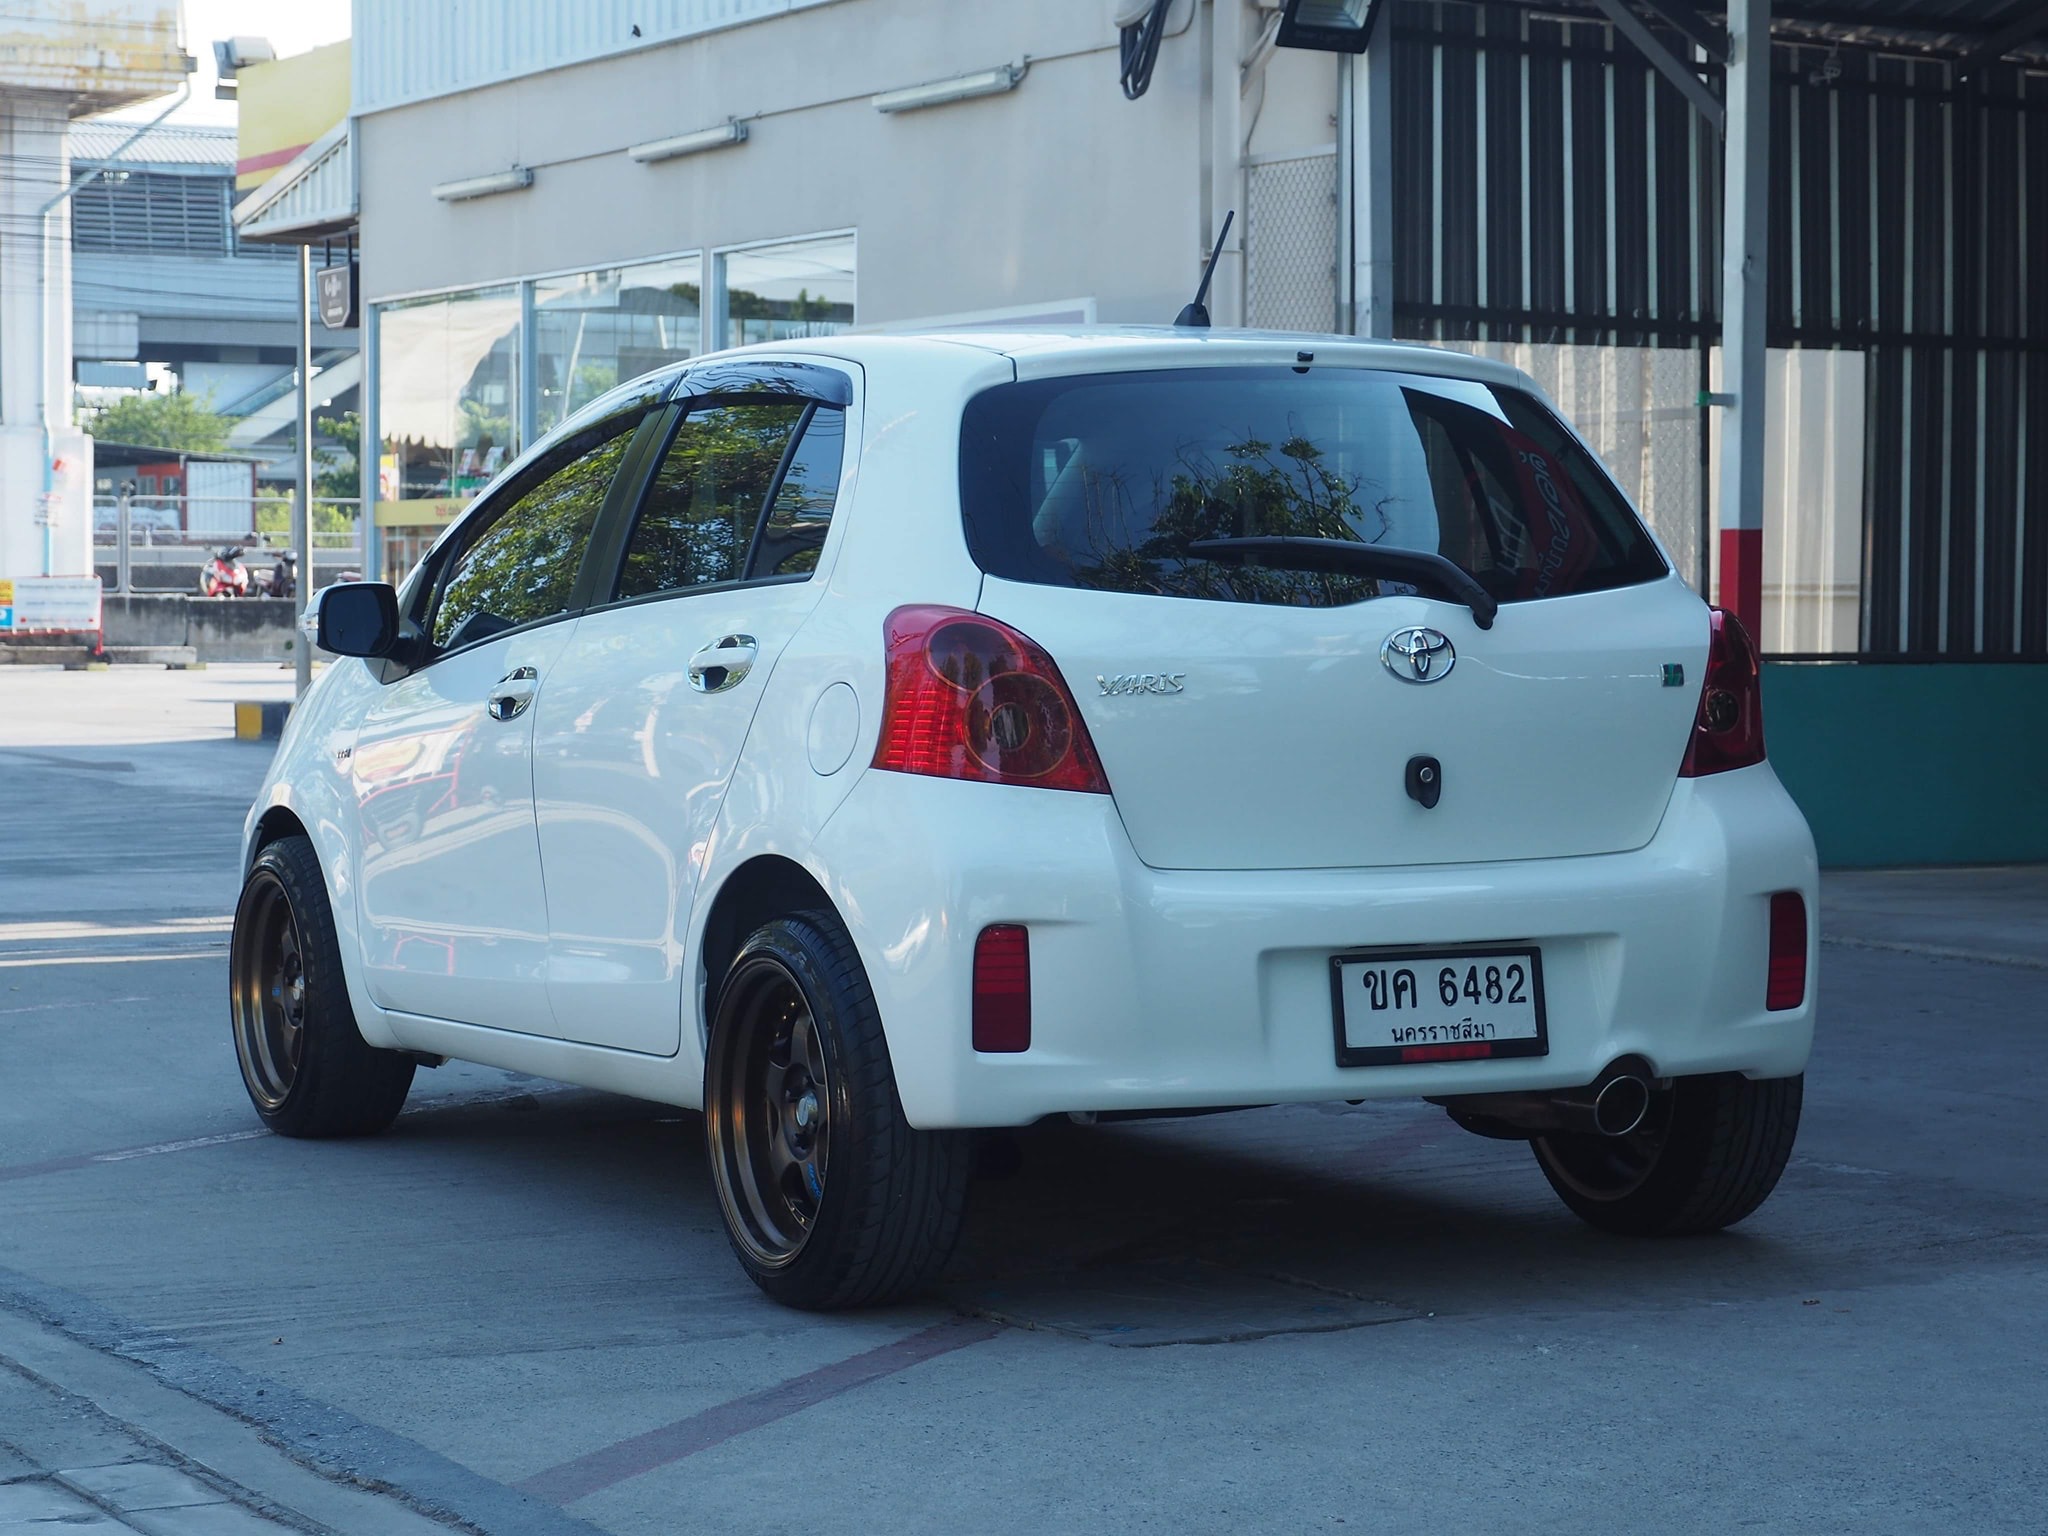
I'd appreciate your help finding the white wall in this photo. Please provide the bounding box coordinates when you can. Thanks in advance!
[355,0,1239,327]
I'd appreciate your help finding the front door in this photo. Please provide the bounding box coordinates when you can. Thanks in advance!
[533,388,850,1054]
[353,396,657,1032]
[353,626,575,1032]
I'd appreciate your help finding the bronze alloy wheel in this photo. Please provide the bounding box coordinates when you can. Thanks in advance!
[227,834,415,1138]
[1532,1086,1678,1205]
[231,868,307,1113]
[1531,1072,1804,1237]
[703,912,971,1309]
[708,953,834,1268]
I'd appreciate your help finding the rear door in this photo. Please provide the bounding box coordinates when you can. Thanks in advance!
[530,364,853,1054]
[961,363,1705,871]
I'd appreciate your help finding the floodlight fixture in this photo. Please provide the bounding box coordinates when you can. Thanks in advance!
[873,64,1025,114]
[212,35,275,77]
[432,168,535,202]
[627,121,750,163]
[1275,0,1386,54]
[211,35,274,100]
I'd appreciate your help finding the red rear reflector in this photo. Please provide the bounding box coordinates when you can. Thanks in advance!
[1399,1041,1495,1063]
[972,924,1031,1053]
[1680,607,1768,777]
[1767,891,1807,1011]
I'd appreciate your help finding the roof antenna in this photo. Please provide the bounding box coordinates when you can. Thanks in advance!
[1174,210,1235,329]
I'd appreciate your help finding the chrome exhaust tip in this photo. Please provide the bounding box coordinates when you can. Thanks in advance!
[1591,1073,1651,1137]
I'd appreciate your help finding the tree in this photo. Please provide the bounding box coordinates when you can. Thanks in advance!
[314,411,361,502]
[85,388,229,453]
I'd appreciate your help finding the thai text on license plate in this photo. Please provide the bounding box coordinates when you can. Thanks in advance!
[1329,946,1549,1067]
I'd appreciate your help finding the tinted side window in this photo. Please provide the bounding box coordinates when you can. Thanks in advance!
[614,401,805,599]
[429,415,642,650]
[749,406,845,578]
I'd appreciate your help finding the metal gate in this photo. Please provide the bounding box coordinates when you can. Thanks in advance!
[1245,148,1339,333]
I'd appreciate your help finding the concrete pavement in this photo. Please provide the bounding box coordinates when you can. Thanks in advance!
[1,666,2043,1534]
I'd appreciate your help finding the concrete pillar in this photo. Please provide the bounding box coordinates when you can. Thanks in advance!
[1344,26,1396,338]
[1717,0,1771,634]
[0,95,84,582]
[1203,0,1247,327]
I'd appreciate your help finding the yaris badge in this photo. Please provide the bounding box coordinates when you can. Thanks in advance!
[1382,627,1455,684]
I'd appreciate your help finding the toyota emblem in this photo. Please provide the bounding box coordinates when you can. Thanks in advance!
[1381,627,1455,684]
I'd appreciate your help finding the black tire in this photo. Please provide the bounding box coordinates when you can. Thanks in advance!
[704,912,970,1310]
[1532,1072,1802,1236]
[229,834,415,1138]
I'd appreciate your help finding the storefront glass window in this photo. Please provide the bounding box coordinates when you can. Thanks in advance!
[533,254,701,437]
[719,233,854,349]
[376,285,522,507]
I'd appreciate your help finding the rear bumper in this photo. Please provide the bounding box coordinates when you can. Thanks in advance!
[809,765,1818,1129]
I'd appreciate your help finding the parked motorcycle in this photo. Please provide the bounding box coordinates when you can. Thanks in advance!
[199,546,251,598]
[257,549,298,600]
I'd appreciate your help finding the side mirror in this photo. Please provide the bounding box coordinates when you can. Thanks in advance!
[306,581,401,658]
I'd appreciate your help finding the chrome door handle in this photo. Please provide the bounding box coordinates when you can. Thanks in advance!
[688,634,758,694]
[487,665,539,721]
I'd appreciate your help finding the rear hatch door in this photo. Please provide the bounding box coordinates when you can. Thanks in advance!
[960,360,1705,871]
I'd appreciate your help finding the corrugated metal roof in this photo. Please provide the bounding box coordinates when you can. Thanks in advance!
[68,121,236,170]
[233,123,356,243]
[353,0,846,114]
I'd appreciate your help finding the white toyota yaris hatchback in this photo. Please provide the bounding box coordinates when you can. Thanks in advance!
[235,328,1817,1310]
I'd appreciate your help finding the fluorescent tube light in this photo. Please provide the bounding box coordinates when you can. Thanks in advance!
[627,121,749,163]
[432,168,534,203]
[873,64,1025,114]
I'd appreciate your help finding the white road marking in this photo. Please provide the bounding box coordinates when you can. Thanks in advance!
[0,950,226,969]
[92,1130,272,1163]
[0,916,234,942]
[0,994,152,1015]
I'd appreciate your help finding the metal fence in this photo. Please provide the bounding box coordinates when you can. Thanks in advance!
[1384,0,2048,658]
[92,496,366,594]
[1245,149,1341,334]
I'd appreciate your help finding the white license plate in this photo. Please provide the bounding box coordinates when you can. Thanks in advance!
[1330,947,1549,1067]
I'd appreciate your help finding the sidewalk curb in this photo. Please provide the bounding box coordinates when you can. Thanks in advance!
[0,1266,600,1536]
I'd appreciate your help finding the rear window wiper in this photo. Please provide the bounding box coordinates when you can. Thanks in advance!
[1187,537,1498,630]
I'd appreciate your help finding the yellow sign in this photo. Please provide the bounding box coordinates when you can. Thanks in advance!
[236,40,351,193]
[0,581,13,606]
[375,498,472,530]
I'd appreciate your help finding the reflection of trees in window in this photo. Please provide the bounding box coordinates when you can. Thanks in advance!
[754,407,844,577]
[434,430,633,646]
[616,402,806,598]
[1066,431,1388,606]
[725,286,853,345]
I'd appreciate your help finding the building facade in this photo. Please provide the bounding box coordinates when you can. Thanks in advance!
[349,0,2048,665]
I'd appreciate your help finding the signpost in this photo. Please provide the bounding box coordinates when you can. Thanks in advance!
[316,260,357,330]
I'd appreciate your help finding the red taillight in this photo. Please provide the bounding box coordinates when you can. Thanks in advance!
[1767,891,1807,1011]
[1680,607,1767,777]
[972,924,1031,1052]
[873,606,1110,793]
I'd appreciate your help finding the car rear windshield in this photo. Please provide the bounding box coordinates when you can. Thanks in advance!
[959,366,1668,608]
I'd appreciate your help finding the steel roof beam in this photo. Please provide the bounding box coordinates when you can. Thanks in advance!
[1633,0,1728,64]
[1960,2,2048,78]
[1590,0,1724,131]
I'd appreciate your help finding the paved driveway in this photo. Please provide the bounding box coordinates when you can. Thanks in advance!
[1,667,2042,1534]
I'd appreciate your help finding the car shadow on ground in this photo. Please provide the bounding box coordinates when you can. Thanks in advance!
[358,1085,1957,1347]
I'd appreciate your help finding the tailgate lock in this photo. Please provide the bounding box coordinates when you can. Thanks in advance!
[1405,755,1442,809]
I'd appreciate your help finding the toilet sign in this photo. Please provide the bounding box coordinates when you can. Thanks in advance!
[316,261,358,329]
